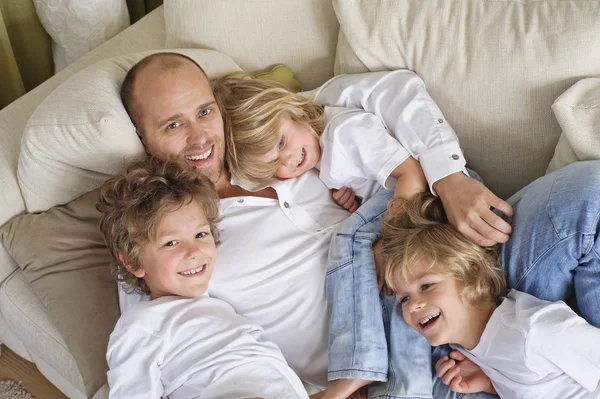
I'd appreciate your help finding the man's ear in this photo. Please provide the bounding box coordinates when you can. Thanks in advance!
[118,251,145,278]
[135,129,149,154]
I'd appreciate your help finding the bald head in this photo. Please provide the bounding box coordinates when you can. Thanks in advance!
[121,52,208,129]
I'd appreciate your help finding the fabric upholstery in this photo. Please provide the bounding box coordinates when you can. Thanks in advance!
[19,48,241,213]
[547,78,600,173]
[0,189,115,396]
[164,0,338,90]
[333,0,600,198]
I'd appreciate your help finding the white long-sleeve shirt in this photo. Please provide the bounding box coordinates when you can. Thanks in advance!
[313,70,468,194]
[452,290,600,399]
[120,70,468,387]
[107,296,308,399]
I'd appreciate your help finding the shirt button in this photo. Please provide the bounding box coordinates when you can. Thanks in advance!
[452,154,459,160]
[237,198,244,203]
[438,118,444,124]
[283,202,290,208]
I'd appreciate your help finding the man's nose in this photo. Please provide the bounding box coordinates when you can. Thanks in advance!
[187,121,209,145]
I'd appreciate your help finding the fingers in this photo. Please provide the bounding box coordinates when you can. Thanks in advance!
[449,350,466,362]
[333,187,358,212]
[488,194,514,218]
[435,356,455,378]
[449,375,465,393]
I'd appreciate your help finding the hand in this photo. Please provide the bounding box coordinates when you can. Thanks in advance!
[433,172,513,246]
[332,187,358,213]
[435,350,496,395]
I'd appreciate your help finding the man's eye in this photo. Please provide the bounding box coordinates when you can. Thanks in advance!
[164,240,177,247]
[167,122,180,130]
[421,283,433,291]
[200,108,211,117]
[196,232,209,238]
[278,137,285,149]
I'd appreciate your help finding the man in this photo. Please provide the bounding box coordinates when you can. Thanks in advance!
[118,52,555,393]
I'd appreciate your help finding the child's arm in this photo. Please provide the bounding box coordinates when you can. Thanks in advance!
[435,350,497,395]
[390,156,427,200]
[107,327,164,398]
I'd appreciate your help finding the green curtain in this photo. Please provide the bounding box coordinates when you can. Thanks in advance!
[127,0,163,24]
[0,0,53,109]
[0,0,163,110]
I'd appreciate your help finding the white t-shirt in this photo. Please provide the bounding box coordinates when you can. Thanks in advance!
[107,295,308,399]
[120,70,467,387]
[317,106,411,201]
[451,290,600,399]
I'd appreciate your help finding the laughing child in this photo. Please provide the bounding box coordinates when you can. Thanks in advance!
[381,193,600,398]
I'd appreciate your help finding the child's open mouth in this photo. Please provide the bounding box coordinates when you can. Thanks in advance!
[418,313,440,332]
[178,265,206,277]
[297,148,306,167]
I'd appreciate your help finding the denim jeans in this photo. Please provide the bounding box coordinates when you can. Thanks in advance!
[326,161,600,398]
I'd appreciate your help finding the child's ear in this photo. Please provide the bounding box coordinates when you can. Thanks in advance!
[118,251,146,278]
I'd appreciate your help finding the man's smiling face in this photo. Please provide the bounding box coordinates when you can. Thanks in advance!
[133,58,226,186]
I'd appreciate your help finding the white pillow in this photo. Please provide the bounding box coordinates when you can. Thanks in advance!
[164,0,339,90]
[33,0,130,71]
[333,0,600,198]
[19,49,242,212]
[547,78,600,174]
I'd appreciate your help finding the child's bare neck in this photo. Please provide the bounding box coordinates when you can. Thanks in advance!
[459,300,497,351]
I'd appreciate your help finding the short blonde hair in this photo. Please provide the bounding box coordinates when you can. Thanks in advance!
[213,72,325,189]
[381,193,507,304]
[97,157,220,295]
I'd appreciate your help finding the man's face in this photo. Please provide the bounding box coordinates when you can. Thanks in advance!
[133,61,226,185]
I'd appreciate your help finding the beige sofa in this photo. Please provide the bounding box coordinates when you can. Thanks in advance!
[1,1,600,398]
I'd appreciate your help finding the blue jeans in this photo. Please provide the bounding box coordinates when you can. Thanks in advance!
[326,161,600,398]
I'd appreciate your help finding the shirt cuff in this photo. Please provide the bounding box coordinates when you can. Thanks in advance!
[419,141,468,196]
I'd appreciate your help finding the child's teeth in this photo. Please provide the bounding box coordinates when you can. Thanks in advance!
[180,265,205,275]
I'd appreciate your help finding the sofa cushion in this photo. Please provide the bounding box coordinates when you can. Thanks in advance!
[547,78,600,174]
[333,0,600,199]
[19,49,241,213]
[164,0,338,90]
[0,189,114,396]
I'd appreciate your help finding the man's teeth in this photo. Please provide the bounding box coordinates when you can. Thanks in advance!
[185,147,212,161]
[419,313,440,325]
[179,265,205,275]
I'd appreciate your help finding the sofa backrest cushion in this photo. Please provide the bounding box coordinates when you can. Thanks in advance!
[333,0,600,199]
[19,49,241,212]
[547,78,600,173]
[164,0,339,91]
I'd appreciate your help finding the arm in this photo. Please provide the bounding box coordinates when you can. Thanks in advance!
[390,156,427,200]
[107,326,165,398]
[315,71,513,246]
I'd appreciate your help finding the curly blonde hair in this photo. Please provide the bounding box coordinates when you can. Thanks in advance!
[97,157,220,295]
[381,193,507,304]
[213,72,325,189]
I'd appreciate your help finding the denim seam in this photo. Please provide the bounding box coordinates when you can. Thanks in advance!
[514,232,579,289]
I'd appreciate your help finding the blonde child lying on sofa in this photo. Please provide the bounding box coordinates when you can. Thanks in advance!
[380,193,600,399]
[97,157,309,399]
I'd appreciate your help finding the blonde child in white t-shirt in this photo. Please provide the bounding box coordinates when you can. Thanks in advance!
[380,193,600,399]
[98,157,309,399]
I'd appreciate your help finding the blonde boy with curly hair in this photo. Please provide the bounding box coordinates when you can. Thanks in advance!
[98,157,308,399]
[381,194,600,399]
